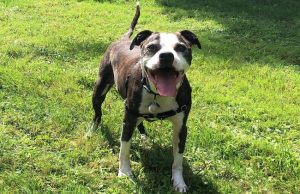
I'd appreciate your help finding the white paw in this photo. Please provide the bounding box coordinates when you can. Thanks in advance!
[140,134,147,139]
[173,181,187,193]
[172,169,187,193]
[85,123,98,139]
[84,130,93,139]
[118,169,132,177]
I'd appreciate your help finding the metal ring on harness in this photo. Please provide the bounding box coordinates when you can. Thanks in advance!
[180,105,187,112]
[126,104,187,121]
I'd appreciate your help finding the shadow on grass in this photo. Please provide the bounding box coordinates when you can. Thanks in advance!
[97,124,217,193]
[92,0,124,2]
[31,39,109,63]
[98,124,120,154]
[133,143,218,193]
[156,0,300,66]
[128,141,217,193]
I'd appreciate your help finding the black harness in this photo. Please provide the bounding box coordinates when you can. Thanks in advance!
[125,76,187,121]
[126,104,187,122]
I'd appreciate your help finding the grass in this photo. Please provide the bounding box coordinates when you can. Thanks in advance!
[0,0,299,193]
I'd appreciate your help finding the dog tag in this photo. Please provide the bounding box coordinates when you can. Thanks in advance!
[148,102,160,114]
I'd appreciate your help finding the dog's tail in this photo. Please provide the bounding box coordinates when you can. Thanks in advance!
[123,1,140,38]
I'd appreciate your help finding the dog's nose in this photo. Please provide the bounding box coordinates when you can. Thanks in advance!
[159,52,174,66]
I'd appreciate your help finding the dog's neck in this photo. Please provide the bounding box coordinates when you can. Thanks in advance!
[140,59,159,94]
[141,76,159,96]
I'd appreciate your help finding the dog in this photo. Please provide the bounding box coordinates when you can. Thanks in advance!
[87,2,201,192]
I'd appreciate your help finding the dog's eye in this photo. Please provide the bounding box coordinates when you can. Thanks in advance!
[175,44,187,52]
[147,44,159,53]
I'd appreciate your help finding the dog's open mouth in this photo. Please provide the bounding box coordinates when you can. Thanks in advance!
[146,67,184,97]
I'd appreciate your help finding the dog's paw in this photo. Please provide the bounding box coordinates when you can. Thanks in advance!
[172,169,187,193]
[140,134,147,139]
[118,169,132,177]
[85,123,99,139]
[84,130,93,139]
[173,182,187,193]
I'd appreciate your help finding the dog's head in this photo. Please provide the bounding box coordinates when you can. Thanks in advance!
[130,30,201,97]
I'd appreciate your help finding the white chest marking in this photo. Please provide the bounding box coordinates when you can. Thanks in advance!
[138,89,179,114]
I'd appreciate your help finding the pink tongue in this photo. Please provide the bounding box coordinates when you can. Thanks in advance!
[155,73,177,97]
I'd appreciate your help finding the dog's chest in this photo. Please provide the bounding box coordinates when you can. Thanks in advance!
[138,89,179,114]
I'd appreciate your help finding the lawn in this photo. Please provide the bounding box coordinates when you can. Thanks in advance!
[0,0,299,193]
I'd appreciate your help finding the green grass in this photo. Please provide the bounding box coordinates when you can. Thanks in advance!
[1,0,300,193]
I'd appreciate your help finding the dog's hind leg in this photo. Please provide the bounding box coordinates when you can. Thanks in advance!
[137,122,147,136]
[119,112,140,176]
[86,62,114,138]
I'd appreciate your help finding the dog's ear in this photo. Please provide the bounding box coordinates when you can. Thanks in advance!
[180,30,201,49]
[130,30,153,50]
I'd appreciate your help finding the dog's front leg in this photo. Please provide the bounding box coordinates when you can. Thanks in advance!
[118,113,139,177]
[170,113,188,192]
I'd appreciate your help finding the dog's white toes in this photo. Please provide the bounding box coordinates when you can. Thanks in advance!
[118,170,132,177]
[173,181,187,193]
[84,130,93,139]
[172,169,187,192]
[85,123,99,139]
[140,134,147,139]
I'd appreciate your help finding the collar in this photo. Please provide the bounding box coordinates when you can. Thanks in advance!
[125,75,160,98]
[141,76,160,96]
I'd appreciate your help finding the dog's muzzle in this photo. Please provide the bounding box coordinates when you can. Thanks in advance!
[159,52,174,68]
[145,66,184,97]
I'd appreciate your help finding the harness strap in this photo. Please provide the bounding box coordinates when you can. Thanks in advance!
[126,105,187,121]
